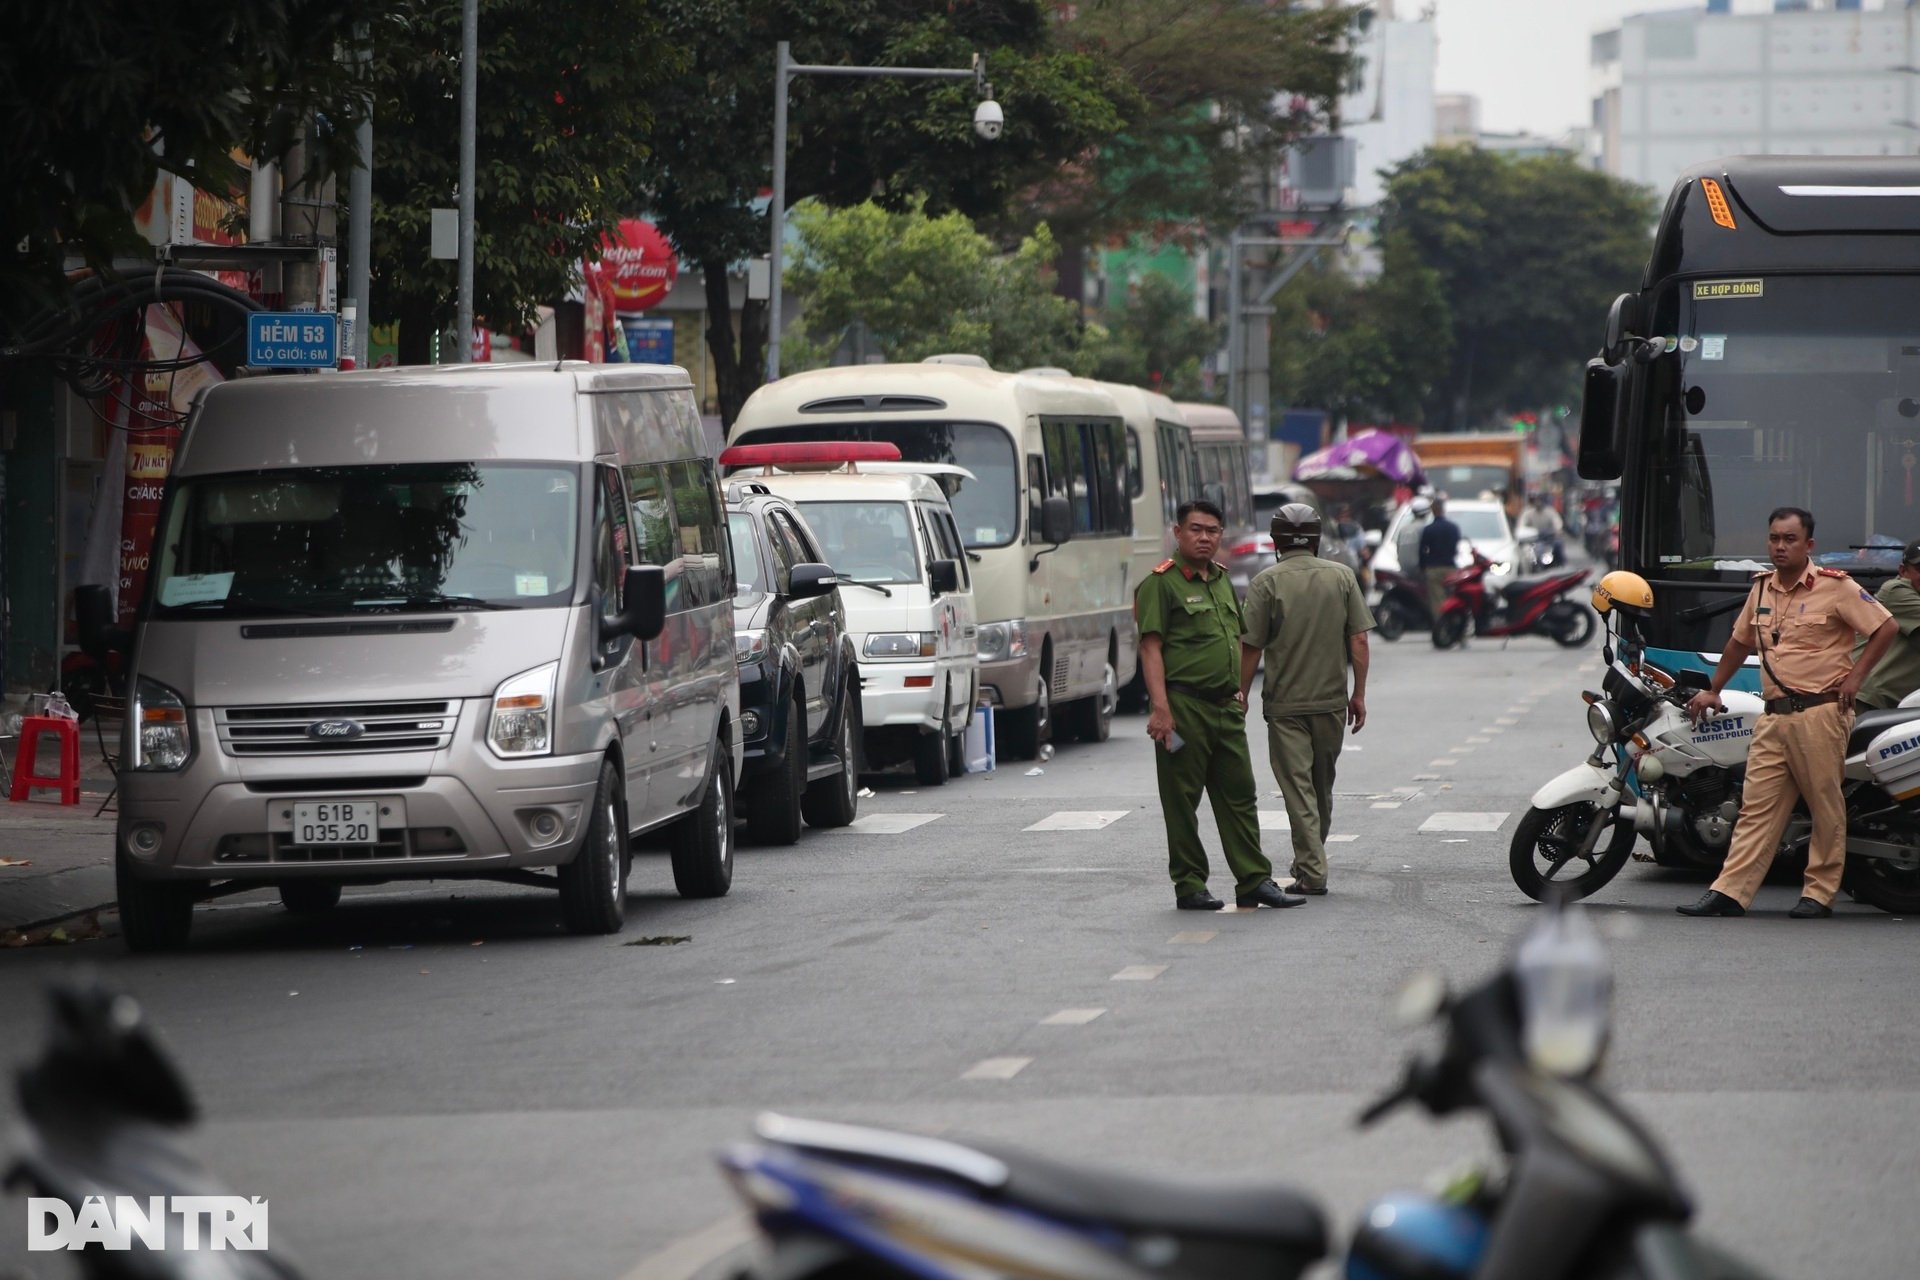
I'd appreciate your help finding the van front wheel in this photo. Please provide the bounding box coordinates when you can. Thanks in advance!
[559,759,629,934]
[670,741,734,898]
[116,853,195,952]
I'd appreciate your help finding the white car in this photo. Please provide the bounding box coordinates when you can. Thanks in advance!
[731,455,979,786]
[1373,499,1523,586]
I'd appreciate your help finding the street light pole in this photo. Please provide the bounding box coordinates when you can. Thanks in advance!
[766,43,984,383]
[456,0,478,363]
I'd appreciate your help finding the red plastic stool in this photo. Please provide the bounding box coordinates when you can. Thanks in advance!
[9,715,81,806]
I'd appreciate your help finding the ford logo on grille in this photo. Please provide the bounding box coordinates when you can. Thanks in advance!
[307,719,366,740]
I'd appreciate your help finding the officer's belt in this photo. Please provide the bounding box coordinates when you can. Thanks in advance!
[1165,680,1240,704]
[1762,692,1839,715]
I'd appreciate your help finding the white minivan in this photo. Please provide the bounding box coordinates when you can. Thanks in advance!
[720,443,978,785]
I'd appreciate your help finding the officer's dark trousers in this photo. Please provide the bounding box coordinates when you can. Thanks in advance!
[1155,689,1272,898]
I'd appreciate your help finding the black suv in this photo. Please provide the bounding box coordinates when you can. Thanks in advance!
[726,484,862,844]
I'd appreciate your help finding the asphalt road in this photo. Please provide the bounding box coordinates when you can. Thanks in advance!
[3,627,1918,1279]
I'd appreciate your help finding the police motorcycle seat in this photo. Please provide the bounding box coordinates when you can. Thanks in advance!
[754,1113,1329,1267]
[1848,708,1919,757]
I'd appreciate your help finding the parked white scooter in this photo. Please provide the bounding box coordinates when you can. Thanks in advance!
[1510,572,1920,912]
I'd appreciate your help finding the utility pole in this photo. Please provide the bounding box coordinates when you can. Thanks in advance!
[456,0,477,362]
[345,26,373,369]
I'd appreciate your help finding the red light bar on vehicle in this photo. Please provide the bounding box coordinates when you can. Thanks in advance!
[717,441,904,471]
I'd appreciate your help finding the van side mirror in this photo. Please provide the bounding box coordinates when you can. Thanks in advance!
[620,565,666,642]
[1578,358,1627,480]
[787,562,837,600]
[929,559,960,595]
[1039,496,1073,547]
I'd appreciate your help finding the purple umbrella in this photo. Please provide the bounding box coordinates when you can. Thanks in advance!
[1292,430,1426,487]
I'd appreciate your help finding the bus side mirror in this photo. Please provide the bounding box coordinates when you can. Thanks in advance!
[1578,358,1626,480]
[1602,293,1639,363]
[619,565,666,642]
[1039,496,1073,547]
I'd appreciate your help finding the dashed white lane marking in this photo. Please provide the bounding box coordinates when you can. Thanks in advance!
[1494,717,1520,726]
[848,813,944,834]
[1505,708,1528,715]
[1371,801,1403,809]
[1024,810,1128,832]
[1412,773,1440,781]
[1258,810,1292,830]
[1465,735,1491,744]
[1328,834,1359,843]
[962,1057,1032,1080]
[1481,726,1506,735]
[1420,811,1510,833]
[1042,1008,1106,1025]
[1112,965,1168,981]
[1446,746,1475,754]
[1169,930,1216,944]
[619,1212,756,1280]
[1430,757,1459,766]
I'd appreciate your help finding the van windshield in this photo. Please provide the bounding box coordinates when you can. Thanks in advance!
[796,501,920,584]
[150,463,579,617]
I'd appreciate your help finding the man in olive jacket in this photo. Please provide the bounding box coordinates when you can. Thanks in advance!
[1853,538,1920,710]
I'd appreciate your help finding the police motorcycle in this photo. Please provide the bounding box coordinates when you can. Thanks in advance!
[1510,572,1920,913]
[716,904,1771,1280]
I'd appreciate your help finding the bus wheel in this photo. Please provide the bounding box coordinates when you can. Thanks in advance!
[1001,672,1051,760]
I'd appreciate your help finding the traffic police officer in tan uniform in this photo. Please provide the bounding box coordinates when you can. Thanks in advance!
[1680,506,1897,918]
[1136,499,1302,912]
[1239,502,1374,896]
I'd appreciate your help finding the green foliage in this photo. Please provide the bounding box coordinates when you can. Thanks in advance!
[366,0,677,359]
[1087,273,1218,400]
[783,199,1085,373]
[1376,147,1657,429]
[0,2,379,322]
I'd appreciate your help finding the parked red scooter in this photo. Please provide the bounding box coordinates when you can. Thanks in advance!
[1431,551,1595,649]
[1369,565,1434,641]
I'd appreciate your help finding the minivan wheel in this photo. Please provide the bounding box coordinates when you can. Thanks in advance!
[670,741,734,898]
[559,758,629,934]
[803,693,861,829]
[914,699,951,787]
[746,699,805,845]
[279,881,342,915]
[1000,671,1051,760]
[116,851,196,952]
[1066,661,1117,743]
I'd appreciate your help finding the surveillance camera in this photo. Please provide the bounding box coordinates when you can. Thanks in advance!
[973,99,1004,141]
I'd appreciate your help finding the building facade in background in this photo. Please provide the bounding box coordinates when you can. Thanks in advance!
[1593,0,1920,194]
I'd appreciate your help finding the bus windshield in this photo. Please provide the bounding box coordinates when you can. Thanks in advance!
[1643,274,1920,574]
[729,422,1017,548]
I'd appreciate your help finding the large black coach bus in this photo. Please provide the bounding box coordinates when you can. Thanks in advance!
[1579,156,1920,690]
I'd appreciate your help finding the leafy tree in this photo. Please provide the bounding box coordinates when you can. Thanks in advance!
[366,0,677,363]
[632,0,1134,424]
[783,199,1084,372]
[1088,272,1218,400]
[1,2,379,325]
[1376,147,1656,429]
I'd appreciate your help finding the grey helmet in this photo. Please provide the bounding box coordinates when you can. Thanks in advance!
[1270,502,1321,553]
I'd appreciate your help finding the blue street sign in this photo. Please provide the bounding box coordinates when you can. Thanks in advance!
[247,312,339,368]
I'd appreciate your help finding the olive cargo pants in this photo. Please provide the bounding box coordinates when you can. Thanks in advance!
[1711,702,1851,908]
[1266,711,1346,892]
[1155,689,1272,898]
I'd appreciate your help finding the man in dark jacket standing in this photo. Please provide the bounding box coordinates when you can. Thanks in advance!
[1417,494,1463,621]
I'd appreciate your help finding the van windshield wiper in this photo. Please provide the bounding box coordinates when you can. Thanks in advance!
[161,598,332,618]
[836,578,893,598]
[353,592,515,612]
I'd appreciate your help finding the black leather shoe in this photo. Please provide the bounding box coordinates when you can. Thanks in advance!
[1787,896,1833,919]
[1676,890,1745,917]
[1176,890,1225,911]
[1236,879,1305,909]
[1286,879,1328,896]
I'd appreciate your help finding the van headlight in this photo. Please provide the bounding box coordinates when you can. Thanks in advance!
[976,619,1028,663]
[489,661,557,758]
[131,676,190,771]
[865,632,936,658]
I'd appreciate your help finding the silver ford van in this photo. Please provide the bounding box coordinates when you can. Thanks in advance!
[108,363,741,950]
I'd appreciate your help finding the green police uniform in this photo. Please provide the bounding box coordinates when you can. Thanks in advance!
[1241,549,1374,891]
[1853,575,1920,709]
[1134,558,1272,899]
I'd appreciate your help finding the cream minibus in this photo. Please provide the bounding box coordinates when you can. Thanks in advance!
[728,359,1134,759]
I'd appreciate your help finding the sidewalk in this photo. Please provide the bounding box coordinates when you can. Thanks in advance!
[0,743,121,945]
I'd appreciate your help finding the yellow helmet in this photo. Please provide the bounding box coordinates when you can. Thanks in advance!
[1592,570,1654,616]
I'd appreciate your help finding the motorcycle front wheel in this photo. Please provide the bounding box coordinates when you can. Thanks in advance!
[1432,609,1470,649]
[1847,857,1920,914]
[1541,601,1597,648]
[1510,802,1636,901]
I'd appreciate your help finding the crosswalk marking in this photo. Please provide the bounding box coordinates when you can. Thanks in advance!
[1327,834,1359,843]
[1446,746,1475,754]
[1481,726,1506,735]
[1430,757,1459,766]
[1371,801,1402,809]
[847,813,944,835]
[1041,1008,1106,1025]
[962,1057,1031,1080]
[1112,965,1167,981]
[1420,811,1510,833]
[1168,931,1216,944]
[1258,810,1291,830]
[1465,735,1491,744]
[1494,717,1519,726]
[1024,810,1128,832]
